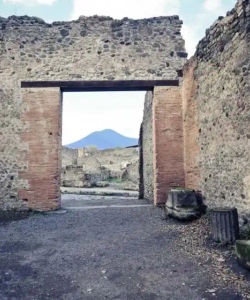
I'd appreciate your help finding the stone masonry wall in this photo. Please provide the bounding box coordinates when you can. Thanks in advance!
[62,147,78,168]
[182,0,250,213]
[141,91,154,201]
[0,14,186,210]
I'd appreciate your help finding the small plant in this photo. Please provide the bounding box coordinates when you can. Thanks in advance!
[107,177,124,183]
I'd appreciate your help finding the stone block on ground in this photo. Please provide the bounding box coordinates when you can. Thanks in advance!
[236,240,250,270]
[166,188,205,221]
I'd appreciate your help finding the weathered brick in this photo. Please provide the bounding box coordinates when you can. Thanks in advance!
[153,87,185,205]
[18,88,61,211]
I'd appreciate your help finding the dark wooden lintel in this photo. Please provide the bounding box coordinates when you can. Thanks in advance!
[21,80,179,92]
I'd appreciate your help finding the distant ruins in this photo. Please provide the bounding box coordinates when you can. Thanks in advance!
[61,146,139,190]
[0,0,249,217]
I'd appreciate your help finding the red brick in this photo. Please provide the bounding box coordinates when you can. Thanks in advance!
[153,87,185,205]
[182,61,201,190]
[18,88,62,211]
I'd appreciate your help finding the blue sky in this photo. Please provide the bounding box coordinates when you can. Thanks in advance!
[0,0,237,144]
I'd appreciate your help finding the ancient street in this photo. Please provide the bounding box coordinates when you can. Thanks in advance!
[0,195,249,299]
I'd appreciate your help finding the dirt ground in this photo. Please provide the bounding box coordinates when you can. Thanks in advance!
[0,196,249,299]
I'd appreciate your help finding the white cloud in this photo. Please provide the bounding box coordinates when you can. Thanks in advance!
[3,0,56,5]
[62,92,145,145]
[181,24,199,57]
[203,0,222,11]
[71,0,180,20]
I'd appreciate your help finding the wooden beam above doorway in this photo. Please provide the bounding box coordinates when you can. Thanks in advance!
[21,80,179,92]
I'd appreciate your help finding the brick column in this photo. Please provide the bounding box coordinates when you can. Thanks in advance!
[18,88,62,211]
[153,87,185,205]
[182,61,200,190]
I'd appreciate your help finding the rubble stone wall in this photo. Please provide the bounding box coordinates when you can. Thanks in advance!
[141,91,154,201]
[182,0,250,213]
[62,147,78,168]
[0,14,186,210]
[2,0,248,212]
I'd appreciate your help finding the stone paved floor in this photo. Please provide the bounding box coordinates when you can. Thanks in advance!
[61,193,146,209]
[61,187,138,197]
[0,195,249,299]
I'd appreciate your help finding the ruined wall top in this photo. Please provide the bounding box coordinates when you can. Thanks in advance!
[0,14,186,81]
[195,0,249,61]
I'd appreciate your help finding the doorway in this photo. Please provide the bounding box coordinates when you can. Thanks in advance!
[61,91,145,209]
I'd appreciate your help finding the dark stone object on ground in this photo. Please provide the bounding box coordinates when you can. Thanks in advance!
[236,240,250,270]
[165,188,205,221]
[211,207,239,244]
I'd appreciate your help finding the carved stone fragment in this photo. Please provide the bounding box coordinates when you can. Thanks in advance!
[211,207,239,244]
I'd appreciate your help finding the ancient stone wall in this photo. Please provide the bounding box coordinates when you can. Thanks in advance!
[138,124,144,199]
[0,14,186,210]
[141,91,154,201]
[62,147,78,168]
[182,0,250,213]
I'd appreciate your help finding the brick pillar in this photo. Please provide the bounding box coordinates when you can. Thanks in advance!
[182,61,200,190]
[18,88,62,211]
[153,87,185,205]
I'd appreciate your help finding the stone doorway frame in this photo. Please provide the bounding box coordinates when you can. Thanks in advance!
[20,80,184,211]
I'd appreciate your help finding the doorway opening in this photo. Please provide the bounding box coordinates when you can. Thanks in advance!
[61,91,145,207]
[20,79,179,211]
